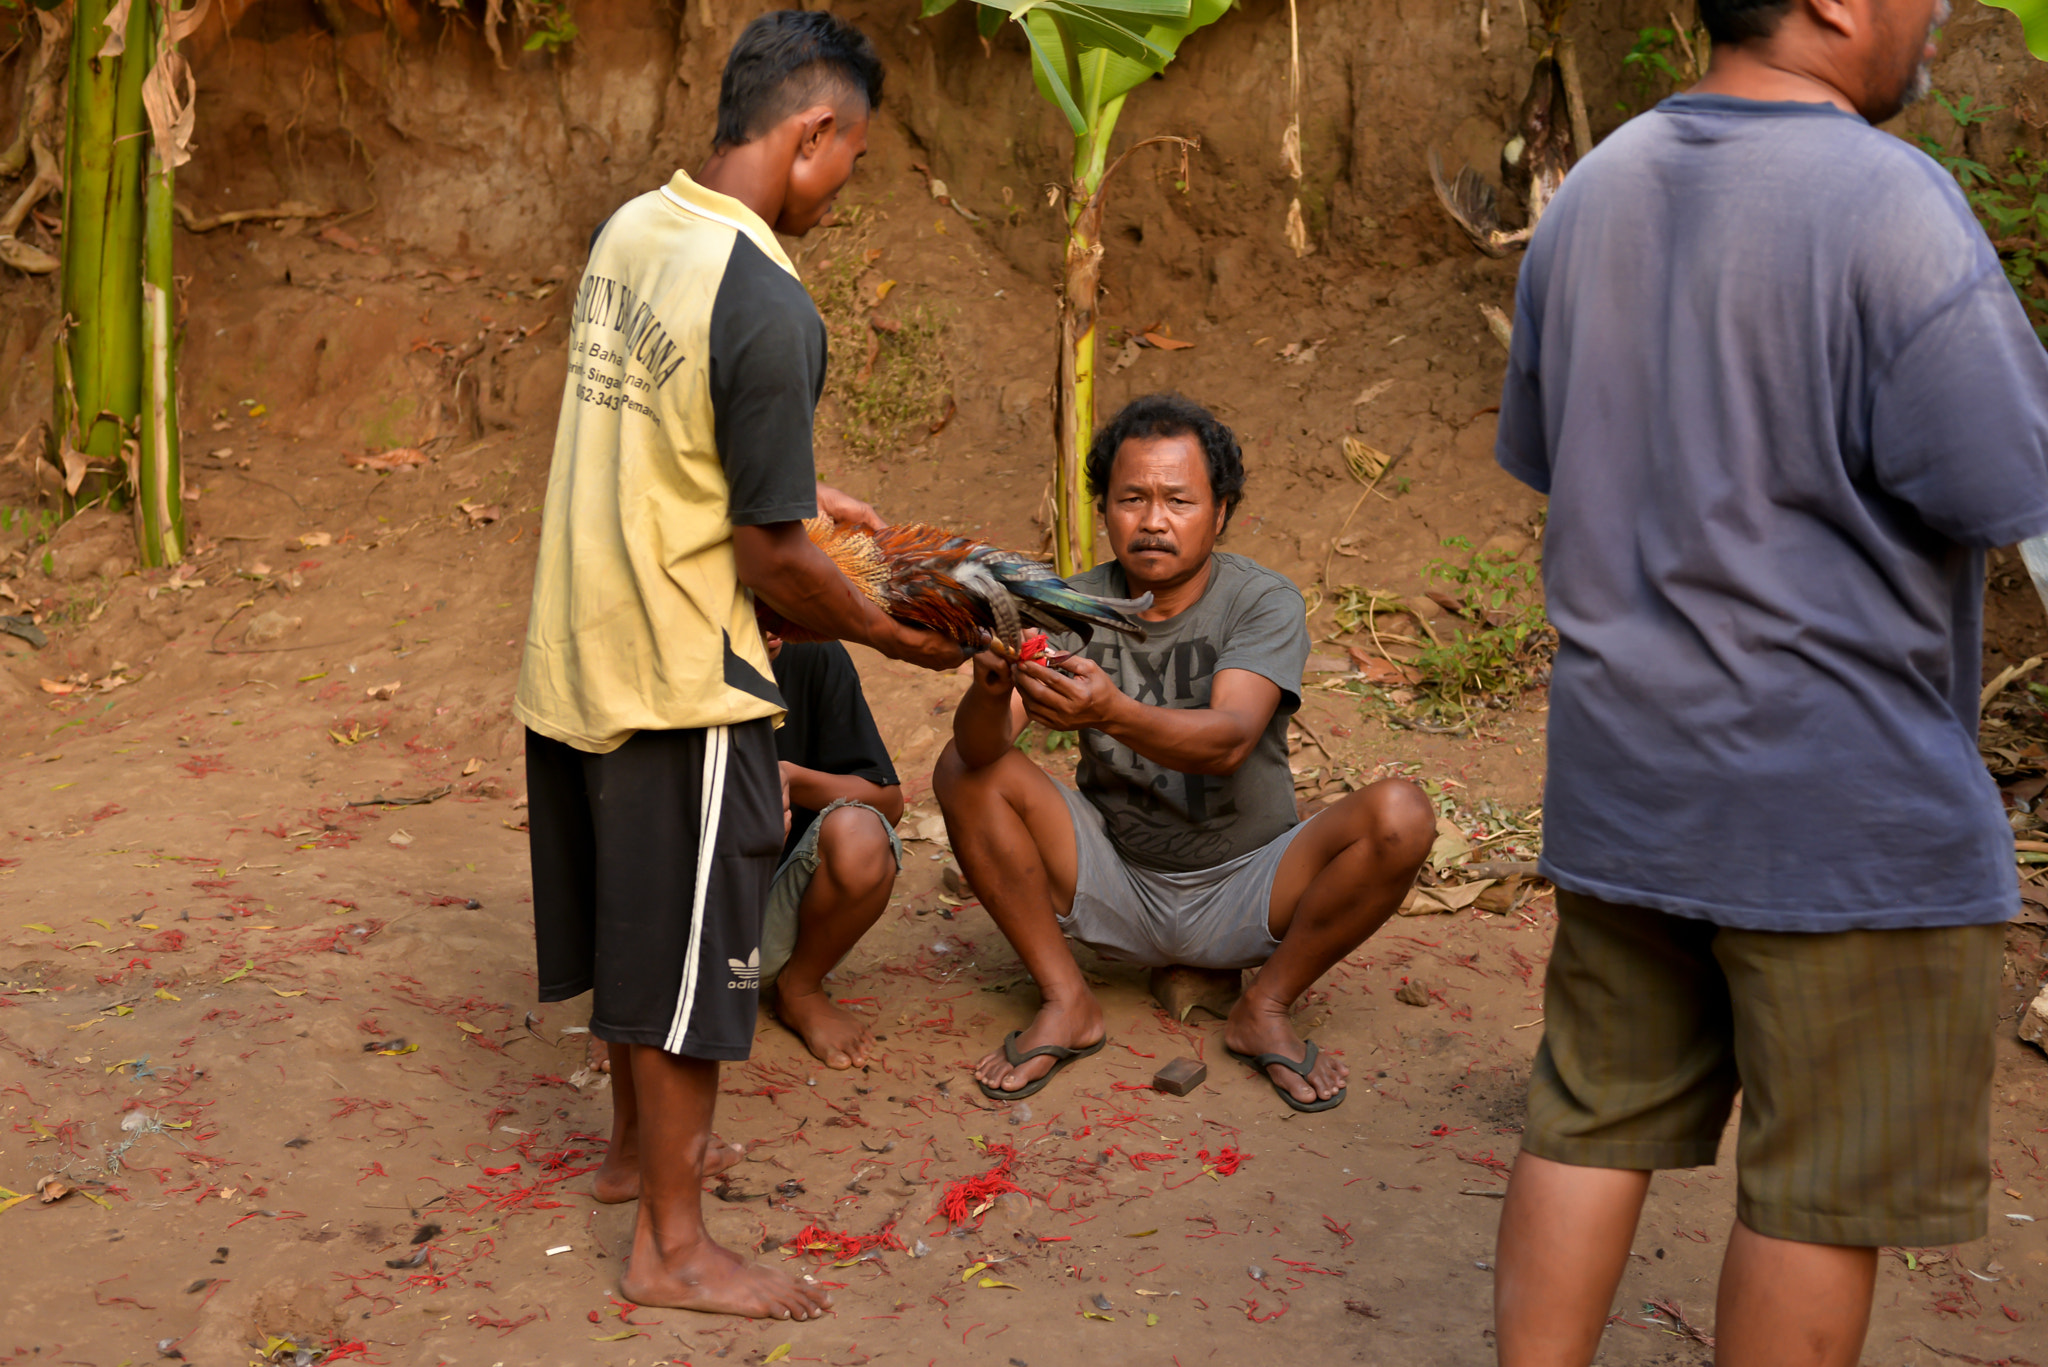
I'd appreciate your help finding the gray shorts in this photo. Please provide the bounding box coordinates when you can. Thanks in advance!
[757,799,902,987]
[1053,782,1309,969]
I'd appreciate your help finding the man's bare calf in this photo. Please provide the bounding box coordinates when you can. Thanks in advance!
[590,1039,745,1205]
[609,1045,832,1319]
[773,805,897,1069]
[1221,778,1434,1105]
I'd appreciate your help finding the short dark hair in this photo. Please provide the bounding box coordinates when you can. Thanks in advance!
[1696,0,1792,45]
[714,10,883,151]
[1085,392,1247,529]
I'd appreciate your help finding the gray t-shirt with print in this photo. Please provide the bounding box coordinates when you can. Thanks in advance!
[1055,551,1308,873]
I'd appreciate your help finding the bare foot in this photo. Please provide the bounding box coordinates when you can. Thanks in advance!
[620,1235,833,1319]
[1222,998,1347,1107]
[774,979,875,1070]
[972,992,1104,1095]
[591,1135,747,1205]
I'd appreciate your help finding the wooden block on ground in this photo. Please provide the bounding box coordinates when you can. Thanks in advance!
[1153,1057,1208,1096]
[1148,964,1242,1022]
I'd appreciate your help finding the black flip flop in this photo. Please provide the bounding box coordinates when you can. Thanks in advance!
[1227,1038,1347,1113]
[975,1032,1107,1101]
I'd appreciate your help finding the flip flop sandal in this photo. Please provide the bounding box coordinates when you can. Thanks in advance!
[975,1032,1107,1101]
[1227,1038,1347,1113]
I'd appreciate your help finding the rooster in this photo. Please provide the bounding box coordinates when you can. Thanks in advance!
[758,517,1152,657]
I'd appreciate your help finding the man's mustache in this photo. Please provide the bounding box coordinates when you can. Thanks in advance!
[1128,538,1176,553]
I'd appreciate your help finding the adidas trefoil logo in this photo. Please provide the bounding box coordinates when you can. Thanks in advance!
[727,948,761,990]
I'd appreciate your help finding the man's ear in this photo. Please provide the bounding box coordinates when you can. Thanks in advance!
[793,106,839,162]
[1803,0,1861,41]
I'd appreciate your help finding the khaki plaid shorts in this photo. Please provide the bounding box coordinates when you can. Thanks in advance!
[1523,889,2002,1247]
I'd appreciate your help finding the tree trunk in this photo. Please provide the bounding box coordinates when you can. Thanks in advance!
[58,0,152,506]
[1554,36,1594,162]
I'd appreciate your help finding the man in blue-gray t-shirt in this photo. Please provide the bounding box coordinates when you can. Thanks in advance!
[1490,1,2048,1363]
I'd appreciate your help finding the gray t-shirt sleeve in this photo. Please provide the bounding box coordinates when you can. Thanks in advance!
[1868,264,2048,548]
[708,233,826,527]
[1213,574,1309,714]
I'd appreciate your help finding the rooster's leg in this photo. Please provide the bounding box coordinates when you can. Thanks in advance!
[954,562,1023,653]
[986,593,1022,653]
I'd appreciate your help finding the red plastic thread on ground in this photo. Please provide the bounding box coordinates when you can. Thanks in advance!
[785,1219,907,1261]
[1198,1146,1248,1176]
[938,1142,1025,1228]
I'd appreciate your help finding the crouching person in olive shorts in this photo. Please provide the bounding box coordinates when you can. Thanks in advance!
[514,12,960,1319]
[1489,1,2048,1362]
[757,632,905,1070]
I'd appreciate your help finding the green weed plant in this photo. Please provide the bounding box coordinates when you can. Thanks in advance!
[806,210,953,462]
[1617,23,1707,111]
[522,0,579,50]
[1405,537,1552,722]
[1918,91,2048,340]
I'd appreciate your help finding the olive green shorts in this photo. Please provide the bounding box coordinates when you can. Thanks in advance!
[1524,890,2003,1247]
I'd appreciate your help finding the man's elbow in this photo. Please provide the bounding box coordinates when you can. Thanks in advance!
[732,526,796,594]
[1192,740,1260,777]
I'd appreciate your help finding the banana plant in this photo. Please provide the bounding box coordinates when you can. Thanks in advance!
[55,0,194,565]
[1983,0,2048,60]
[923,0,1229,575]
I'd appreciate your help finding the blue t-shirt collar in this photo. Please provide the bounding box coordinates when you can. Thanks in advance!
[1657,91,1868,124]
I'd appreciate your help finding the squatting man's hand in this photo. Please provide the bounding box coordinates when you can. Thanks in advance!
[1015,655,1119,732]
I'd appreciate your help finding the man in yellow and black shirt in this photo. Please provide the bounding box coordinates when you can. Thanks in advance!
[514,10,960,1320]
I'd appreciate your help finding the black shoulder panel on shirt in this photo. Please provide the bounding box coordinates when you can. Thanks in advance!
[722,630,788,710]
[708,233,828,527]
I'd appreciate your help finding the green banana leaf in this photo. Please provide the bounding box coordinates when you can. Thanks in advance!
[1982,0,2048,61]
[923,0,1229,135]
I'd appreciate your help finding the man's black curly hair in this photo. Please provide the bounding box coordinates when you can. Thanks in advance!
[1084,392,1247,528]
[714,10,883,152]
[1696,0,1791,44]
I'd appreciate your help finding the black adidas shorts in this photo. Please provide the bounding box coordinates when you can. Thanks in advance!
[525,721,781,1060]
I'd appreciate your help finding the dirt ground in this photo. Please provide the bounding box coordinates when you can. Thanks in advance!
[6,2,2048,1364]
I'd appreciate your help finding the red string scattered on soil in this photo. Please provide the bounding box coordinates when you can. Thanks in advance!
[938,1142,1026,1228]
[1198,1146,1247,1176]
[784,1220,907,1261]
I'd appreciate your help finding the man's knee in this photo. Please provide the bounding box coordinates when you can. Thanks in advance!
[1352,778,1435,869]
[817,805,897,897]
[934,740,1028,816]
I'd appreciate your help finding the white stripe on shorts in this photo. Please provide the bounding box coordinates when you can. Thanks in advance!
[663,724,729,1053]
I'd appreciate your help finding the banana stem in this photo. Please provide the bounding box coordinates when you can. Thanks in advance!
[138,143,183,566]
[59,0,151,507]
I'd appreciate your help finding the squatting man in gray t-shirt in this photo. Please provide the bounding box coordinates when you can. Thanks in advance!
[934,392,1435,1111]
